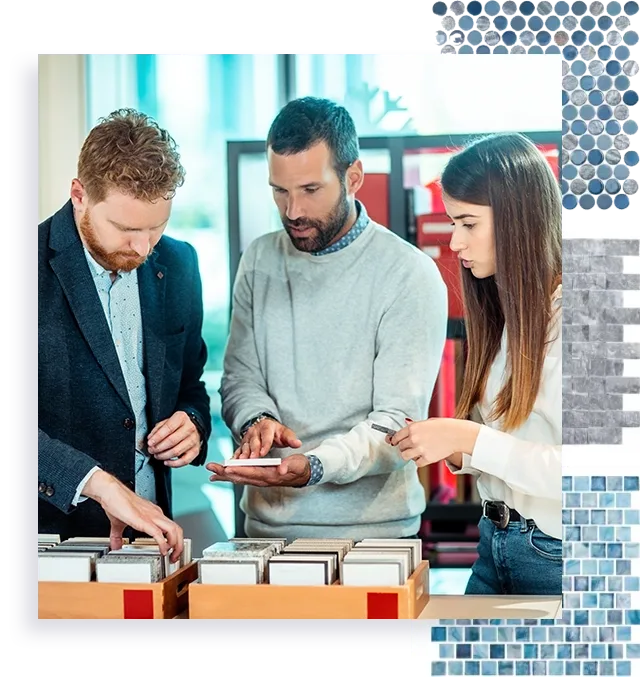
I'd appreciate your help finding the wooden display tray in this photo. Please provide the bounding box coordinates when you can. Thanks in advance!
[38,561,198,619]
[188,560,429,619]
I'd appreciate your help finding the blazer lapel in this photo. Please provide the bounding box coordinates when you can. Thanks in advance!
[138,254,167,425]
[50,241,132,413]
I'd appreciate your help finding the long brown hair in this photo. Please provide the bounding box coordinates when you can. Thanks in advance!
[441,133,562,432]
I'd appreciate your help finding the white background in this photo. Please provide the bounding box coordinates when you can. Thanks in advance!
[6,0,431,677]
[0,0,640,677]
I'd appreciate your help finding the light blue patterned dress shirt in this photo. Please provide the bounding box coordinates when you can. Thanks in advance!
[84,249,156,503]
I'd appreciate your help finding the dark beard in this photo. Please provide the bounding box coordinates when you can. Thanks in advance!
[282,184,350,253]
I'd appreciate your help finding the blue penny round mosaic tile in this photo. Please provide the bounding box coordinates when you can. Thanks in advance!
[433,1,638,208]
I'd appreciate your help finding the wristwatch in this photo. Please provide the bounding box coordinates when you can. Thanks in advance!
[185,410,205,448]
[240,412,279,439]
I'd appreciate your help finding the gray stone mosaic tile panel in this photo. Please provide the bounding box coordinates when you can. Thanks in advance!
[563,239,640,444]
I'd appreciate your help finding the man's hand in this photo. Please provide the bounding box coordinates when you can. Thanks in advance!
[206,454,311,488]
[234,419,301,459]
[82,470,184,563]
[147,411,201,467]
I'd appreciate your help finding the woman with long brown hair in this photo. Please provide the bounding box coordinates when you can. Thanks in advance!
[388,133,562,595]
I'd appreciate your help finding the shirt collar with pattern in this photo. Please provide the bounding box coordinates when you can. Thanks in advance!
[311,200,370,256]
[83,246,136,282]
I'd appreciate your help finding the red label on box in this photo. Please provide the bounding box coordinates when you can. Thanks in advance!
[367,592,398,619]
[123,589,154,619]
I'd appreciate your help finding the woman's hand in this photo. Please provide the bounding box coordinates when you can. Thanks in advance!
[387,418,481,467]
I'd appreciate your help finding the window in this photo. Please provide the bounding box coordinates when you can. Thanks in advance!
[295,54,559,135]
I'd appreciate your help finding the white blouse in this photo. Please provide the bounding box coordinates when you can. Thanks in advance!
[446,285,562,540]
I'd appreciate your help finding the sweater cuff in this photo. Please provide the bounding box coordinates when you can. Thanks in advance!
[231,408,280,443]
[303,447,337,485]
[469,425,511,481]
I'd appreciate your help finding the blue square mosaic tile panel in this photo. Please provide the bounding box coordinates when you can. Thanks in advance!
[432,2,639,209]
[430,476,640,676]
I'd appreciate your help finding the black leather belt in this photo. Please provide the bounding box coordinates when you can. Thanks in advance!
[483,500,531,529]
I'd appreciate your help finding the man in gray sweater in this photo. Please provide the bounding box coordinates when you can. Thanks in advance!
[207,97,448,540]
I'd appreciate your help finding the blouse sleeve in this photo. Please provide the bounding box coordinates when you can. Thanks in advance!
[469,425,561,500]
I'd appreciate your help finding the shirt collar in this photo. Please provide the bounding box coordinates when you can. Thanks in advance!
[311,200,370,257]
[83,247,135,281]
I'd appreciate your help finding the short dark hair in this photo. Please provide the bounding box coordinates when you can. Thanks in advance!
[266,97,359,178]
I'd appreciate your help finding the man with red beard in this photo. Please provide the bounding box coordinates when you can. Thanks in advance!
[38,109,211,558]
[210,98,448,541]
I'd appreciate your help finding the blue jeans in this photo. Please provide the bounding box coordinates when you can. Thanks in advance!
[465,516,562,595]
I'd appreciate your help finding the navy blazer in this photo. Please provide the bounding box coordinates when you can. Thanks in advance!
[38,200,212,538]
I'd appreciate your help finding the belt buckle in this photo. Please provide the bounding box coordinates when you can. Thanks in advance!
[496,503,510,529]
[484,500,510,529]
